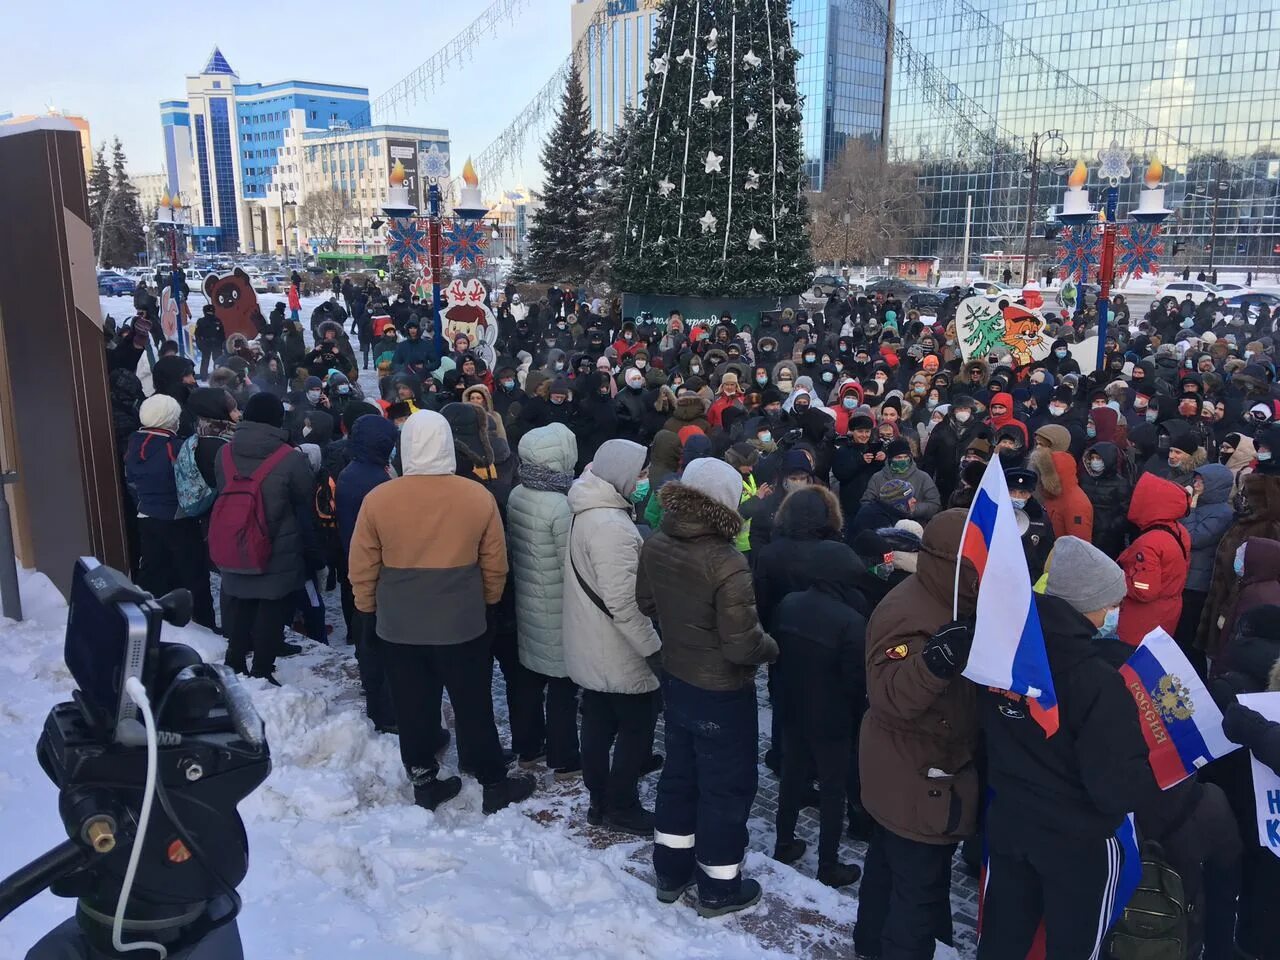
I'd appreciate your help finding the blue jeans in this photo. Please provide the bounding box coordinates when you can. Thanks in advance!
[653,674,759,900]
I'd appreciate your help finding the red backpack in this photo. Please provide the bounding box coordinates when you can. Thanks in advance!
[209,443,294,575]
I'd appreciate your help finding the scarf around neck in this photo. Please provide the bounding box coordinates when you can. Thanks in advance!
[518,461,573,493]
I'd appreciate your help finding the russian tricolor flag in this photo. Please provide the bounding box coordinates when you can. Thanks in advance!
[958,457,1060,737]
[1119,628,1239,789]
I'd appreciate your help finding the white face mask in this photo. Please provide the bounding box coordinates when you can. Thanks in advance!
[954,410,971,424]
[306,390,321,403]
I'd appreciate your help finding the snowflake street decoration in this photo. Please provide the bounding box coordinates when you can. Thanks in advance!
[676,47,694,65]
[651,55,669,75]
[441,218,489,268]
[747,227,766,250]
[420,144,450,180]
[742,49,762,70]
[744,168,761,190]
[1116,222,1164,279]
[699,89,723,111]
[706,27,719,50]
[386,217,429,266]
[656,177,675,197]
[699,210,718,234]
[1097,140,1131,184]
[704,150,723,174]
[1056,225,1101,281]
[745,112,759,131]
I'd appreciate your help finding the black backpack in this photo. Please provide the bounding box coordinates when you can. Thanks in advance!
[1107,840,1188,960]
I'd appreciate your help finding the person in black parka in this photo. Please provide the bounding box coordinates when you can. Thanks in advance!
[1079,441,1132,559]
[770,540,868,889]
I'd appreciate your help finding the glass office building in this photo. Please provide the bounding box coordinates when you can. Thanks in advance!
[793,0,890,190]
[572,0,891,189]
[887,0,1280,269]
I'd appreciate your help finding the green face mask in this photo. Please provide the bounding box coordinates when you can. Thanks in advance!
[631,478,651,503]
[890,458,912,475]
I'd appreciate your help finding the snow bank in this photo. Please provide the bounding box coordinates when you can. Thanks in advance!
[0,568,892,959]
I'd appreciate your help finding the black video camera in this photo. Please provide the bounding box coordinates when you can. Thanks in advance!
[0,558,271,959]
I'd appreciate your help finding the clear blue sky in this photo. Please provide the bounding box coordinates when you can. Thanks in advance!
[1,0,571,189]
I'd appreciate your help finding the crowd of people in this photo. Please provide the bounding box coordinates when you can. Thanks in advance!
[103,270,1280,957]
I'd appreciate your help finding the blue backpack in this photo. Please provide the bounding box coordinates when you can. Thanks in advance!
[174,435,216,517]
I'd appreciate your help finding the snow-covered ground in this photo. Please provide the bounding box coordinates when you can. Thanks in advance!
[0,291,971,957]
[0,567,894,959]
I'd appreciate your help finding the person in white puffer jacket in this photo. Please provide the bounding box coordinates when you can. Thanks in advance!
[563,438,662,836]
[506,423,581,775]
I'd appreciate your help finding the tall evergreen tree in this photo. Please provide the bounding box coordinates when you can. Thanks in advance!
[612,0,814,296]
[582,107,637,282]
[87,144,112,259]
[100,138,145,267]
[526,70,596,282]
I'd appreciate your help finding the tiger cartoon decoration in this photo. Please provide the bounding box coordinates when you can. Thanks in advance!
[441,278,499,367]
[955,295,1051,367]
[202,268,261,340]
[999,302,1051,367]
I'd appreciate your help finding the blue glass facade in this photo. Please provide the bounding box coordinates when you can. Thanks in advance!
[208,98,239,252]
[579,3,658,134]
[193,114,213,227]
[792,0,890,191]
[888,0,1280,267]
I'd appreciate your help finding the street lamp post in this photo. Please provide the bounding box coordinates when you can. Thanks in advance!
[1021,129,1070,285]
[278,187,297,265]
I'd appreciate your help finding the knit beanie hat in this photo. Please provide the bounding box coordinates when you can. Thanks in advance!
[724,441,760,470]
[878,478,915,511]
[680,457,744,512]
[780,448,815,476]
[243,392,286,428]
[677,424,705,447]
[139,394,181,432]
[1169,432,1199,456]
[1044,536,1127,614]
[885,438,912,460]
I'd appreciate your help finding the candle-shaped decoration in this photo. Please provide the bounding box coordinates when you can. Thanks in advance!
[1135,156,1170,218]
[458,156,484,211]
[1061,159,1092,216]
[160,190,172,208]
[387,159,411,210]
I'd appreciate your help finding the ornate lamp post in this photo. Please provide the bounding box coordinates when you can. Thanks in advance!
[1021,130,1070,284]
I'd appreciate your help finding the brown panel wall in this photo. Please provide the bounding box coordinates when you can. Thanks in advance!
[0,126,128,595]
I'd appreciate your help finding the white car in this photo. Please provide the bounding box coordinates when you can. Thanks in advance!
[1213,282,1249,295]
[1158,280,1221,304]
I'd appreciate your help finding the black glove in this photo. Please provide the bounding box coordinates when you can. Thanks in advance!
[646,651,664,679]
[921,620,975,680]
[1222,702,1273,748]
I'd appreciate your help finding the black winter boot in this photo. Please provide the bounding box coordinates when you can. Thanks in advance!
[482,773,536,814]
[817,861,862,888]
[695,878,763,918]
[413,776,462,811]
[773,839,807,865]
[603,806,654,837]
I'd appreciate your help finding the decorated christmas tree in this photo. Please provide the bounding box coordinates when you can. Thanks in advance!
[611,0,813,297]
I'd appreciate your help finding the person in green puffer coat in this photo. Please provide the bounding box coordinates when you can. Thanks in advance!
[505,423,581,775]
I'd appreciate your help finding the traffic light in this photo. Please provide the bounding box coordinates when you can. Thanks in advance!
[1272,242,1280,256]
[1172,242,1183,255]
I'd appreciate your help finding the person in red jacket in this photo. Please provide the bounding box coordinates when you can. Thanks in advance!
[287,280,302,322]
[707,371,744,429]
[832,380,866,434]
[1116,472,1191,646]
[985,391,1027,446]
[1031,448,1093,542]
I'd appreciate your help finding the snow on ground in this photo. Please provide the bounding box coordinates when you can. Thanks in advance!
[0,568,906,959]
[0,290,976,957]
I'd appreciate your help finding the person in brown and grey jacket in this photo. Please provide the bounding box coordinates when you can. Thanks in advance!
[853,508,980,960]
[348,409,535,815]
[637,457,778,919]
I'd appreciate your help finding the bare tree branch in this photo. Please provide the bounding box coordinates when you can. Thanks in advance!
[296,189,353,253]
[810,140,924,265]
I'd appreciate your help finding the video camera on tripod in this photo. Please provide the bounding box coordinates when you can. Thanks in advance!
[0,557,271,959]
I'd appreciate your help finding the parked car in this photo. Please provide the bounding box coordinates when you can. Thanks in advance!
[1157,280,1221,304]
[906,290,946,314]
[864,278,918,298]
[1225,292,1280,318]
[262,273,287,293]
[810,274,846,297]
[97,272,135,296]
